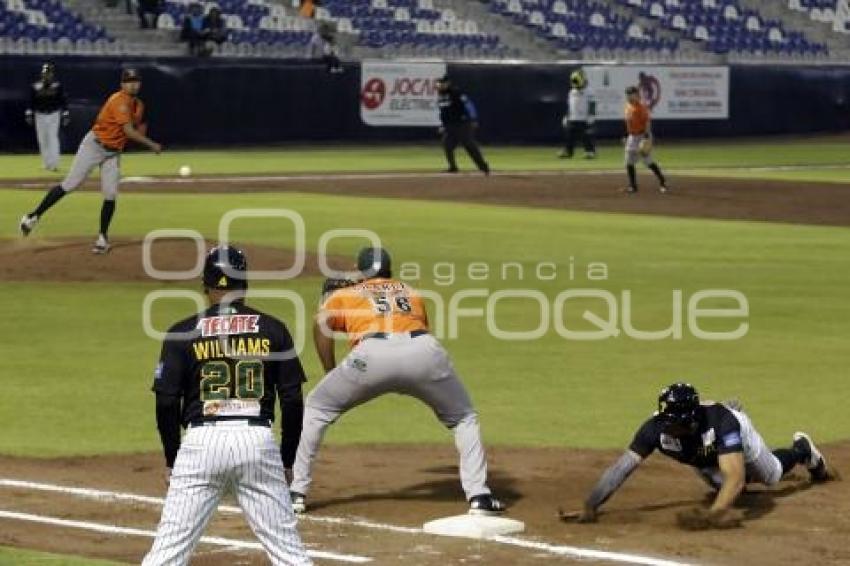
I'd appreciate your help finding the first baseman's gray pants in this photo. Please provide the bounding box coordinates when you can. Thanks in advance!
[35,111,61,170]
[697,409,783,489]
[291,333,492,501]
[60,131,120,200]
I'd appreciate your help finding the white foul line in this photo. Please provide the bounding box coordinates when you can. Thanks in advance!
[491,535,691,566]
[0,478,693,566]
[0,509,371,564]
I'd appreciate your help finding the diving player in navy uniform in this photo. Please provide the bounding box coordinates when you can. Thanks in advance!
[569,383,833,526]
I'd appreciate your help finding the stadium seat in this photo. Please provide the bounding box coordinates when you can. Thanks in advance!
[157,13,177,29]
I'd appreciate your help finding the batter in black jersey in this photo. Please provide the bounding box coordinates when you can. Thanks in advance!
[565,383,833,528]
[145,245,311,565]
[436,75,489,175]
[152,299,306,467]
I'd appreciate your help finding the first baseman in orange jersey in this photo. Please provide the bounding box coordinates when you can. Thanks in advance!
[290,247,506,516]
[622,85,668,194]
[20,68,162,254]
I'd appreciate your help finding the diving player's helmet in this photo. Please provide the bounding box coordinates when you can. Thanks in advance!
[657,383,701,436]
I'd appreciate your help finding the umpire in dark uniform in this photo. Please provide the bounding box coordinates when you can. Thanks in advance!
[25,62,69,172]
[436,75,489,175]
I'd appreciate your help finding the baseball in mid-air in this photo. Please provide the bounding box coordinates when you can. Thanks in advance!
[178,165,192,177]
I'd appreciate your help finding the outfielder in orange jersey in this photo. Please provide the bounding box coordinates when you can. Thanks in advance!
[19,68,163,254]
[290,247,506,516]
[622,85,668,195]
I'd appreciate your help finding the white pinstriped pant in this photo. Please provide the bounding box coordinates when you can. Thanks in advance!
[143,422,312,566]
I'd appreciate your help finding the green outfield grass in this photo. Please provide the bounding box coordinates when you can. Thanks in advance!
[0,546,127,565]
[0,138,848,183]
[1,185,849,458]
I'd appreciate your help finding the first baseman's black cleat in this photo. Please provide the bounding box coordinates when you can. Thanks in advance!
[291,492,307,514]
[19,214,37,236]
[793,432,831,482]
[468,494,505,516]
[620,186,638,194]
[444,167,459,174]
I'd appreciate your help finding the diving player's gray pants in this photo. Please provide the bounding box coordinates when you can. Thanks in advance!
[60,131,120,200]
[696,409,783,489]
[291,333,492,501]
[35,111,60,170]
[143,422,312,566]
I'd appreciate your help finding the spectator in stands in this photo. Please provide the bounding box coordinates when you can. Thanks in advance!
[307,22,343,74]
[203,6,228,49]
[181,3,209,56]
[138,0,163,29]
[299,0,316,18]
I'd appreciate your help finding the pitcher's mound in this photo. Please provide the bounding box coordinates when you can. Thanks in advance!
[0,237,346,282]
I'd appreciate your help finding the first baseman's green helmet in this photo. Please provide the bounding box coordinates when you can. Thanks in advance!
[357,247,392,279]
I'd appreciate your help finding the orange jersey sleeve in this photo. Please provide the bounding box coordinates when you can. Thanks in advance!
[625,102,650,135]
[320,278,429,346]
[92,91,145,151]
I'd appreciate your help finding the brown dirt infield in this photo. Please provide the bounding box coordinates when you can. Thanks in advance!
[2,171,849,564]
[0,237,350,283]
[1,444,849,565]
[10,170,850,226]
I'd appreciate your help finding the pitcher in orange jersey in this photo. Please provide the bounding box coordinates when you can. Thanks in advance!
[622,85,668,194]
[290,247,506,517]
[19,68,163,254]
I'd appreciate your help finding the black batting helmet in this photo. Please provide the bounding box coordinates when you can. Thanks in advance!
[203,245,248,290]
[357,246,392,279]
[625,85,639,96]
[657,383,700,435]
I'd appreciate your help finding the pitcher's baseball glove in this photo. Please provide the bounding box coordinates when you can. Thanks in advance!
[322,277,356,299]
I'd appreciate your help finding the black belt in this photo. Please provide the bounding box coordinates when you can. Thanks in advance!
[189,418,271,428]
[361,330,428,341]
[93,137,121,152]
